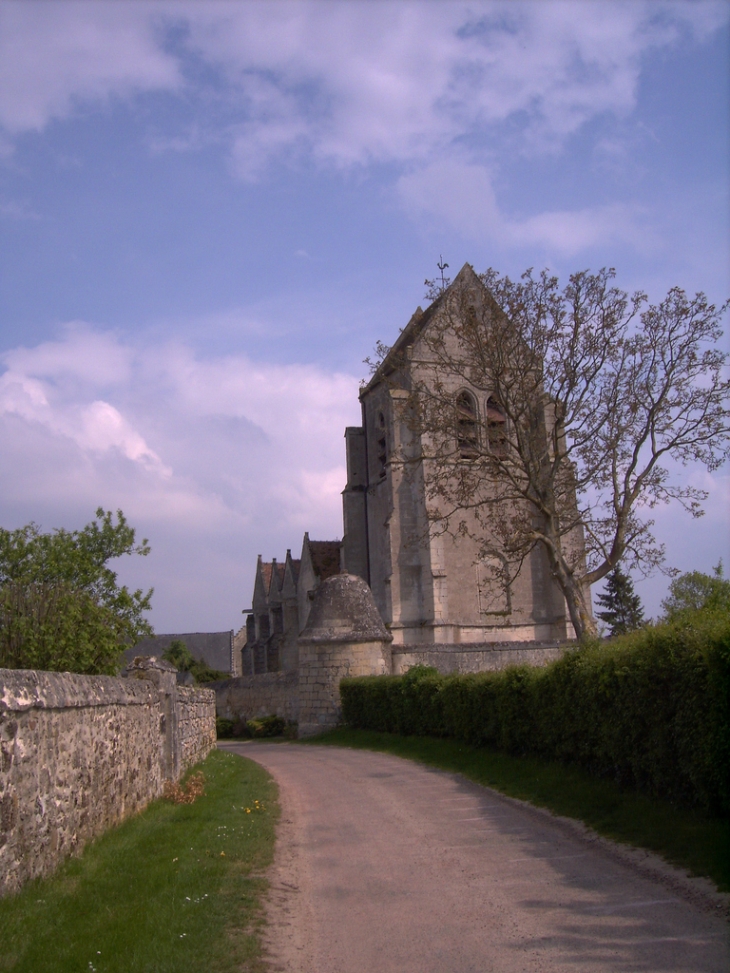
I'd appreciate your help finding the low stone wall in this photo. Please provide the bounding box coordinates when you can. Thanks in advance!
[214,671,299,725]
[392,641,567,675]
[213,642,569,735]
[177,685,217,770]
[0,665,215,898]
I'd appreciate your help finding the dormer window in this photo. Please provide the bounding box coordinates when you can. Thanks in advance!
[456,391,479,459]
[487,396,508,458]
[376,412,387,478]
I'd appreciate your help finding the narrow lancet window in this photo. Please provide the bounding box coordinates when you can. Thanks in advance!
[487,396,508,458]
[376,412,387,479]
[457,391,479,459]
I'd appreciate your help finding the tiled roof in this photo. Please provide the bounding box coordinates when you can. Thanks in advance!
[309,540,341,581]
[125,631,233,673]
[260,561,273,591]
[267,559,283,597]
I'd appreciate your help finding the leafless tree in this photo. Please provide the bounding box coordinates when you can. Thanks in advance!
[398,267,729,641]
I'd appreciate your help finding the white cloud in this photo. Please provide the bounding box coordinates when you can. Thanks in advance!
[0,1,180,135]
[1,0,725,171]
[2,323,133,385]
[0,366,170,476]
[180,0,727,170]
[398,158,654,255]
[0,324,361,628]
[508,202,655,256]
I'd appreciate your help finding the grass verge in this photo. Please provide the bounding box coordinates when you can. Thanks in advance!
[309,728,730,893]
[0,749,278,973]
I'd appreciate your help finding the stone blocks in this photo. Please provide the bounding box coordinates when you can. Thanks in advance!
[0,663,215,898]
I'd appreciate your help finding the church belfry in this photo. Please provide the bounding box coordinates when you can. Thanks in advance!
[342,262,583,646]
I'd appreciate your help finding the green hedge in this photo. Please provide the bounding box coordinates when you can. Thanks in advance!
[340,619,730,814]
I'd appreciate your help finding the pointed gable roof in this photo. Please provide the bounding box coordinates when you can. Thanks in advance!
[361,262,485,397]
[267,557,284,604]
[300,532,341,584]
[253,555,273,611]
[309,540,341,581]
[283,548,301,595]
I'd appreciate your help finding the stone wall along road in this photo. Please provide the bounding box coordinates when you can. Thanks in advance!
[220,742,729,973]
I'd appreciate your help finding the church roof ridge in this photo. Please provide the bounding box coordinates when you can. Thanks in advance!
[360,262,485,396]
[308,539,341,582]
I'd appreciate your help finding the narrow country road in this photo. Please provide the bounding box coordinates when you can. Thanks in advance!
[219,742,728,973]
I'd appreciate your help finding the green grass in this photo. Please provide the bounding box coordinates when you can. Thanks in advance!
[308,728,730,893]
[0,749,278,973]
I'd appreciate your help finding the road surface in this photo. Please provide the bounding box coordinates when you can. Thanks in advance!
[220,741,728,973]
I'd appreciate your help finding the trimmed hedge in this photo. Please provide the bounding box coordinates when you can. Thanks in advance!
[340,619,730,814]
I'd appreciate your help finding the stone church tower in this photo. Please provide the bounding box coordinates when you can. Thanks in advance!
[341,263,583,646]
[237,262,587,676]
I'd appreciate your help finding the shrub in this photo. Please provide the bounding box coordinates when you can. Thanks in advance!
[216,717,235,739]
[0,509,152,675]
[340,616,730,814]
[246,715,286,738]
[163,639,230,685]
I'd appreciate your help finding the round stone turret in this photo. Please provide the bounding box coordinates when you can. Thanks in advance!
[299,573,392,644]
[297,574,392,737]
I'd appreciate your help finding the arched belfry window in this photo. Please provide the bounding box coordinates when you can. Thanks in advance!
[456,391,479,459]
[376,412,387,479]
[486,396,508,458]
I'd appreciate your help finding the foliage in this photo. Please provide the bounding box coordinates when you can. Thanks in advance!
[340,615,730,814]
[215,714,291,739]
[216,717,236,739]
[388,267,729,640]
[162,639,229,684]
[595,564,644,635]
[0,509,153,674]
[0,750,277,973]
[161,638,194,671]
[246,714,287,738]
[661,563,730,623]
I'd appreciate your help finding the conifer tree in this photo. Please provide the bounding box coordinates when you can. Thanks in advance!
[595,565,644,636]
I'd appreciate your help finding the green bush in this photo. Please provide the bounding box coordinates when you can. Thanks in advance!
[0,509,153,675]
[0,582,133,675]
[216,717,235,739]
[246,715,286,738]
[341,617,730,814]
[162,639,230,685]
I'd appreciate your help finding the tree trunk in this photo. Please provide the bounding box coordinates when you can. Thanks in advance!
[561,573,597,643]
[539,537,597,643]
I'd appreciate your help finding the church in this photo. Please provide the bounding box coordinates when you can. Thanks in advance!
[236,264,585,677]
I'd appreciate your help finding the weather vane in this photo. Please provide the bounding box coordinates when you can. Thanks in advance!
[437,255,449,291]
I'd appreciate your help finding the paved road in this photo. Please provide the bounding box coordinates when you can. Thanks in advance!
[220,742,728,973]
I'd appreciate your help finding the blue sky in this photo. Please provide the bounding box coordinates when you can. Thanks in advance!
[0,0,728,632]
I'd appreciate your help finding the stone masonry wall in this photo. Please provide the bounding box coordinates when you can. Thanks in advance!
[0,668,215,898]
[298,638,391,738]
[212,641,567,736]
[214,671,299,725]
[392,642,566,675]
[177,685,217,772]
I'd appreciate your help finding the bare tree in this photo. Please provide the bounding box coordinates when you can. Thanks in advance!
[395,267,729,641]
